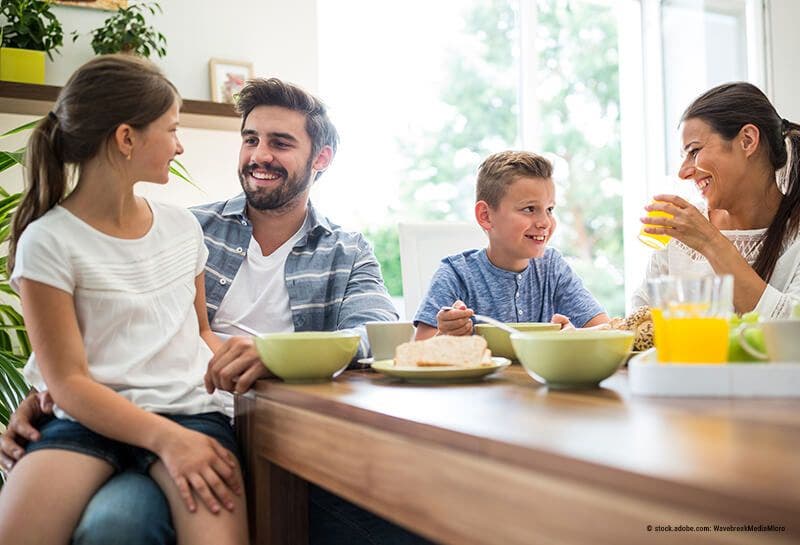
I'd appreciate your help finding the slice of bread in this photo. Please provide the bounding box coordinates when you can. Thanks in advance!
[394,336,492,368]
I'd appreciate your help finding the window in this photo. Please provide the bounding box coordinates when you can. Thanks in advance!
[317,0,763,319]
[619,0,765,307]
[318,0,624,317]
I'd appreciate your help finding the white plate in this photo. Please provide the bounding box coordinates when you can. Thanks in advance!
[371,357,511,383]
[629,349,800,397]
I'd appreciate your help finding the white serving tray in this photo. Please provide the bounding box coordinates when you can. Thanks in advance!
[628,349,800,397]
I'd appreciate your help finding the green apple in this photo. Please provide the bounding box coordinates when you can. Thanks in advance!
[727,315,766,363]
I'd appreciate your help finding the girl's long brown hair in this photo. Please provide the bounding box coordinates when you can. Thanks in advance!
[8,54,178,274]
[682,82,800,282]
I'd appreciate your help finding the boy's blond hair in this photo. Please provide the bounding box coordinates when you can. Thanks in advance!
[476,151,553,208]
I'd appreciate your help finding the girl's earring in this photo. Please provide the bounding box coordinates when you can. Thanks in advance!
[126,152,132,161]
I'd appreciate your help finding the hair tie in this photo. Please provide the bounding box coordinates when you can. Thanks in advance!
[781,118,790,137]
[48,111,59,123]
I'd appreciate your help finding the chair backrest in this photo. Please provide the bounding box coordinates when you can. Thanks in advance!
[398,222,486,320]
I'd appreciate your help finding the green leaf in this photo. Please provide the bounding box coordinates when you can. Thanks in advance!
[170,160,204,193]
[0,349,30,428]
[0,148,25,172]
[0,119,40,138]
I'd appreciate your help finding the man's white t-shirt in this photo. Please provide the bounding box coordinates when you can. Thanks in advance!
[11,200,227,420]
[211,212,310,339]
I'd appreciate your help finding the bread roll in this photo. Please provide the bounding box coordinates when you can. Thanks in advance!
[610,306,654,351]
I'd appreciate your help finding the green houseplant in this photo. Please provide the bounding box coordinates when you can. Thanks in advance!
[77,1,167,58]
[0,119,36,470]
[0,0,64,83]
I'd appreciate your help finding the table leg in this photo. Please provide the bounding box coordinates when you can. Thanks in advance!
[236,393,309,545]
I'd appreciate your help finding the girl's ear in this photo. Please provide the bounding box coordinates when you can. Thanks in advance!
[738,123,761,158]
[113,124,135,160]
[475,200,493,231]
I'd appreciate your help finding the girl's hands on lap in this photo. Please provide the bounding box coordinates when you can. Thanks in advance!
[157,427,242,514]
[642,195,725,253]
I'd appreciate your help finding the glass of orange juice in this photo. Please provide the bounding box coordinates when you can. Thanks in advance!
[647,275,733,364]
[638,202,673,250]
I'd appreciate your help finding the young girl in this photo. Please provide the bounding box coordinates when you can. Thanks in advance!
[0,55,248,544]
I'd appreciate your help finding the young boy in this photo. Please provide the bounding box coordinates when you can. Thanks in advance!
[414,150,609,340]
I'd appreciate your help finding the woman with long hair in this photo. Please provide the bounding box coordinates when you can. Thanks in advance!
[634,82,800,317]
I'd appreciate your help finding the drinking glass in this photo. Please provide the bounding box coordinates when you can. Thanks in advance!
[647,275,733,363]
[638,202,673,250]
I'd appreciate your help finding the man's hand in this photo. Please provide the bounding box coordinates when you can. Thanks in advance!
[204,336,271,394]
[1,391,53,471]
[436,300,474,336]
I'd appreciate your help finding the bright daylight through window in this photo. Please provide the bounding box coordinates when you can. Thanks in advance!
[316,0,760,319]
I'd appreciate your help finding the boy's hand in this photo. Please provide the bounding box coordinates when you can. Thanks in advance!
[551,313,575,330]
[437,300,474,336]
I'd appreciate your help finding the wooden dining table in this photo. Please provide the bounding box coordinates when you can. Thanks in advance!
[235,365,799,545]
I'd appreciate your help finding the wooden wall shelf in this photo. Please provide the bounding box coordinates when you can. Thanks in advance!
[0,81,240,131]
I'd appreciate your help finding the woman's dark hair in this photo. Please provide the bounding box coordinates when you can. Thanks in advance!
[8,54,179,274]
[682,82,800,282]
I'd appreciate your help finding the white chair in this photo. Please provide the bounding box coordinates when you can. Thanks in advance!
[398,222,487,320]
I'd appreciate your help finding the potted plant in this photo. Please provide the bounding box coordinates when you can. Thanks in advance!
[0,0,64,84]
[77,1,167,58]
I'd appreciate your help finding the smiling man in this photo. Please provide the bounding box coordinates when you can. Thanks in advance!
[1,78,428,545]
[196,79,392,395]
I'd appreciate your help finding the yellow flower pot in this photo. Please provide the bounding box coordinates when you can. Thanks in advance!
[0,47,45,84]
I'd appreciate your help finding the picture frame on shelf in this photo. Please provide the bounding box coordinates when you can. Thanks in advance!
[54,0,127,10]
[209,58,253,104]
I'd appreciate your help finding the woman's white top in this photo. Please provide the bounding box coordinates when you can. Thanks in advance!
[631,217,800,318]
[11,200,228,420]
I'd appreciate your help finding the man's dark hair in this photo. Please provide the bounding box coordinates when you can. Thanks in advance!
[235,77,339,158]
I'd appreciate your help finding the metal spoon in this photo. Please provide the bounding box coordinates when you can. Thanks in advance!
[217,320,260,337]
[440,306,520,336]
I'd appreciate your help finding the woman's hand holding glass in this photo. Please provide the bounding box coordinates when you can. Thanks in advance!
[640,194,726,253]
[156,426,242,514]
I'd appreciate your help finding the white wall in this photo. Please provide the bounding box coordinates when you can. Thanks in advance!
[48,0,319,98]
[1,0,319,208]
[767,0,800,122]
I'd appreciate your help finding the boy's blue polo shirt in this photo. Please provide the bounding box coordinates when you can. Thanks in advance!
[414,248,604,329]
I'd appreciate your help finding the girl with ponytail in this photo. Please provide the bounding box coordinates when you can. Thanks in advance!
[0,55,247,544]
[634,82,800,317]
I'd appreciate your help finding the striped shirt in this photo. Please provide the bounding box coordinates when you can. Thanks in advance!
[191,194,398,359]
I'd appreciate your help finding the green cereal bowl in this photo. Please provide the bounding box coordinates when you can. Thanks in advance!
[254,331,361,383]
[510,330,634,389]
[475,322,561,360]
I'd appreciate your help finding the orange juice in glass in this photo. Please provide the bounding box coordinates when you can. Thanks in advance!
[638,203,673,250]
[648,276,732,364]
[649,307,670,362]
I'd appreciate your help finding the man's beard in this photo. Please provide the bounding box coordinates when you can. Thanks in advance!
[239,159,313,211]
